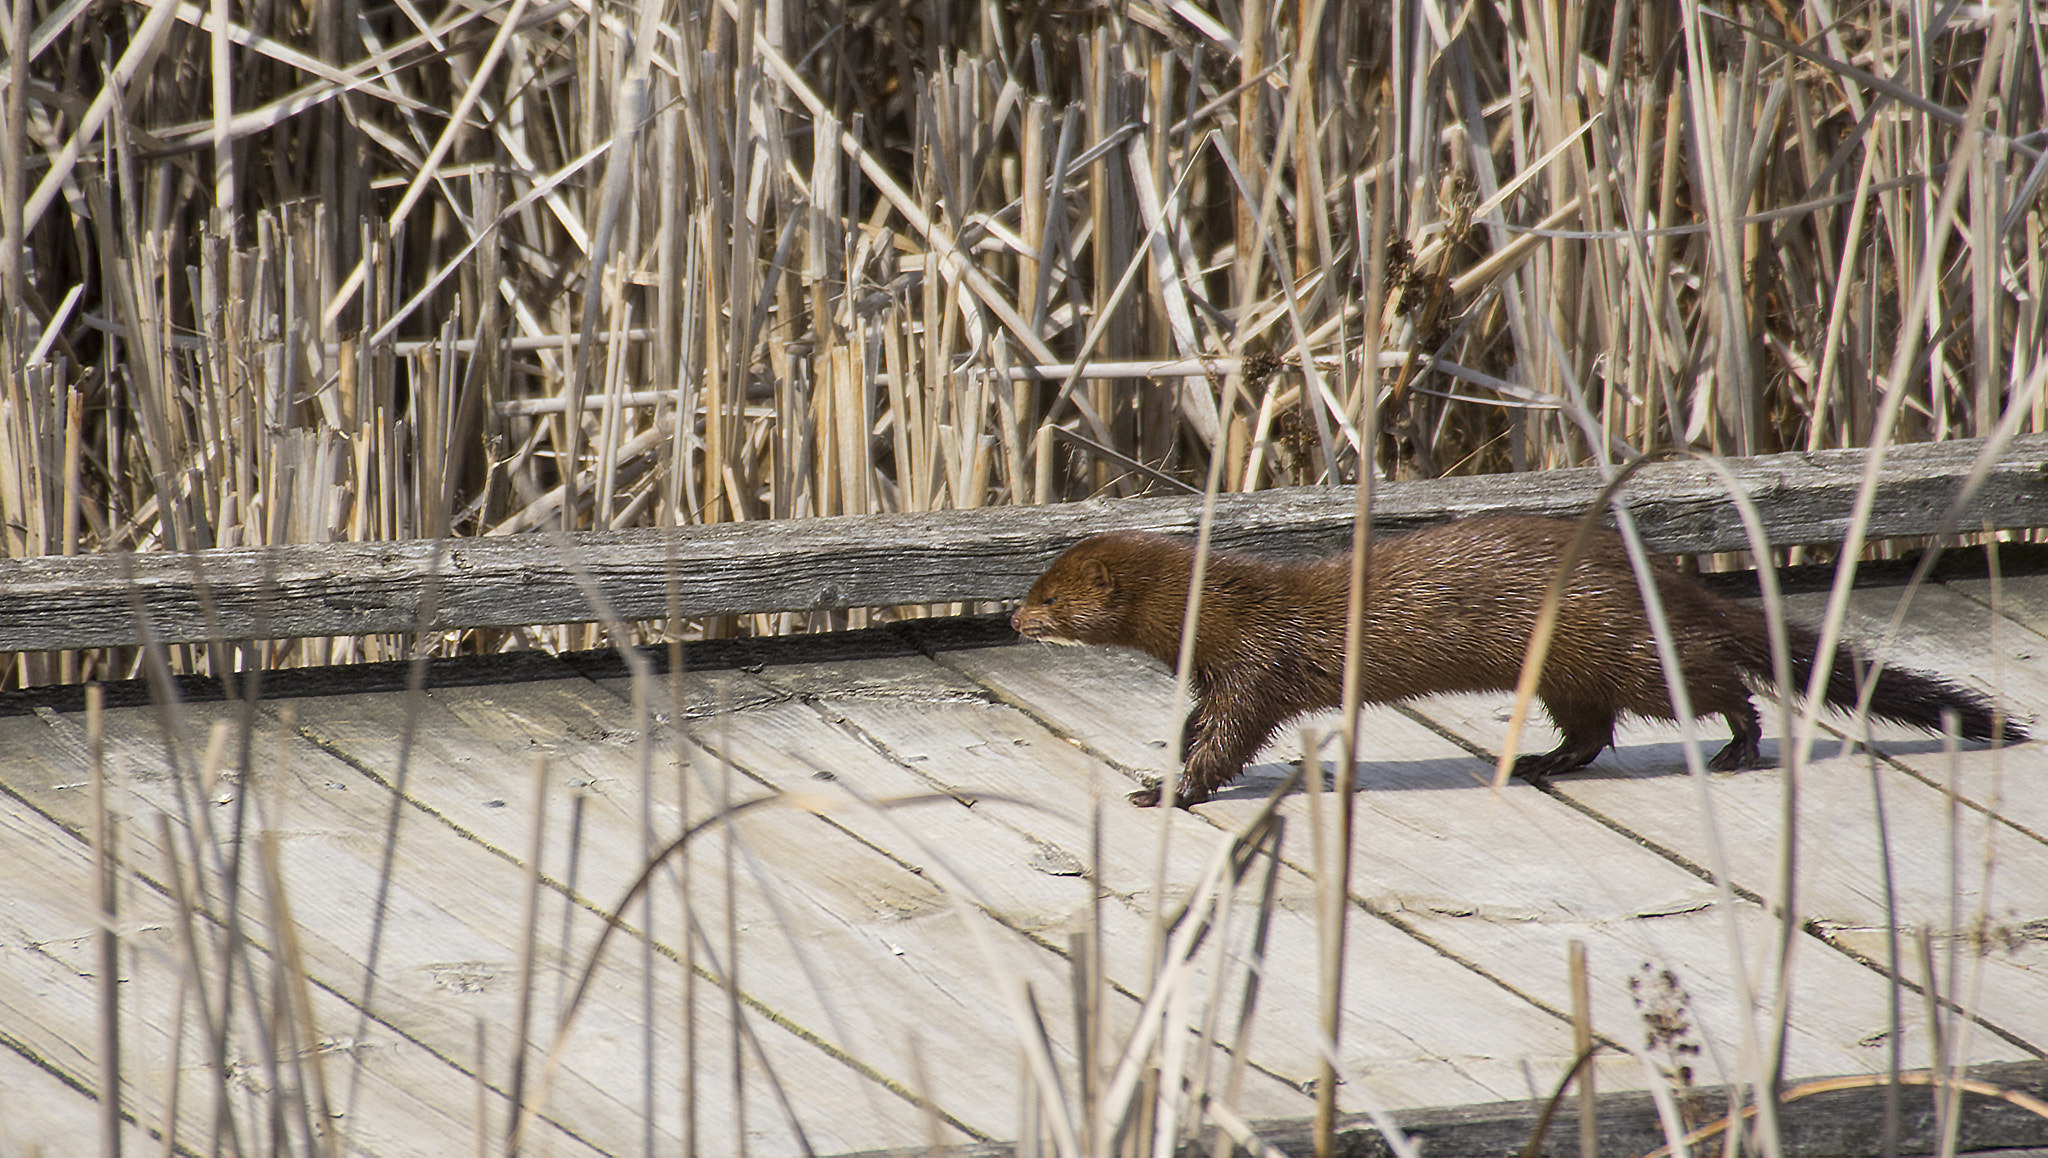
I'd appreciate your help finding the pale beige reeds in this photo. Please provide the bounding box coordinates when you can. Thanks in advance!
[15,7,2043,1154]
[0,2,2038,684]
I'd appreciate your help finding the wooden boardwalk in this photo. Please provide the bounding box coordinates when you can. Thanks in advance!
[2,559,2046,1155]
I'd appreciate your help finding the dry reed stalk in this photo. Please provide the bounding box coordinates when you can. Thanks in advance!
[0,1,2034,680]
[505,753,550,1148]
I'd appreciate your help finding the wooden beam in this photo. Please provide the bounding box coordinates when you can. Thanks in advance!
[828,1059,2048,1158]
[2,435,2045,651]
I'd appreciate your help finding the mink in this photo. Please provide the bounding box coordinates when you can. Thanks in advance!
[1008,516,2028,807]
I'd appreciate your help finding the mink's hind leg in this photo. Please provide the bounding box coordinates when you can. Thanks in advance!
[1511,741,1606,782]
[1709,700,1763,771]
[1513,700,1616,783]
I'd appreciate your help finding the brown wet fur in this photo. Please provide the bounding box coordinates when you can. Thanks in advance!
[1009,517,2028,808]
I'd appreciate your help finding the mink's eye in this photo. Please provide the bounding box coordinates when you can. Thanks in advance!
[1043,595,1059,606]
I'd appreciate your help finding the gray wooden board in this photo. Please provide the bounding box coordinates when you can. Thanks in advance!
[0,1032,122,1156]
[1949,574,2048,643]
[1396,578,2048,1062]
[3,565,2045,1155]
[179,692,916,1156]
[0,680,968,1155]
[613,639,1655,1111]
[0,761,616,1158]
[4,435,2046,651]
[841,1062,2048,1158]
[268,645,1329,1138]
[255,656,1031,1146]
[928,626,2037,1095]
[1911,541,2048,642]
[570,656,1363,1114]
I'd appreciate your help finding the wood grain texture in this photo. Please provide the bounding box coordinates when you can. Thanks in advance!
[3,434,2045,650]
[1,574,2043,1154]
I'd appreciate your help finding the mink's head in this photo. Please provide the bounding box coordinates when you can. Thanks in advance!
[1009,532,1188,647]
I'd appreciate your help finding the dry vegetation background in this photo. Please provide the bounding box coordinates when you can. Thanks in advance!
[4,5,2048,1157]
[2,0,2045,685]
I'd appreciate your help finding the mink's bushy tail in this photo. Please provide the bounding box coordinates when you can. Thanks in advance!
[1750,621,2029,743]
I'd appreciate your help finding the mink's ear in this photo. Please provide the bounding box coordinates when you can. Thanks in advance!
[1082,558,1113,590]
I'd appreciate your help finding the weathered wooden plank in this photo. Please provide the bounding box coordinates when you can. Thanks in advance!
[652,639,1640,1110]
[264,659,1055,1144]
[0,682,978,1155]
[616,693,1343,1118]
[1407,580,2048,1055]
[0,762,621,1158]
[834,1057,2048,1158]
[567,648,1370,1112]
[5,581,2041,1153]
[573,639,1597,1106]
[1409,897,2030,1074]
[931,625,2036,1093]
[3,435,2045,651]
[1297,1057,2048,1158]
[0,1033,121,1156]
[253,644,1356,1136]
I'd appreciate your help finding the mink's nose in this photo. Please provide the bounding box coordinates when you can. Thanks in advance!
[1008,608,1024,633]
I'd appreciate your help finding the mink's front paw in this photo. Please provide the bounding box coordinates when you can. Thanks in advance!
[1128,780,1207,809]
